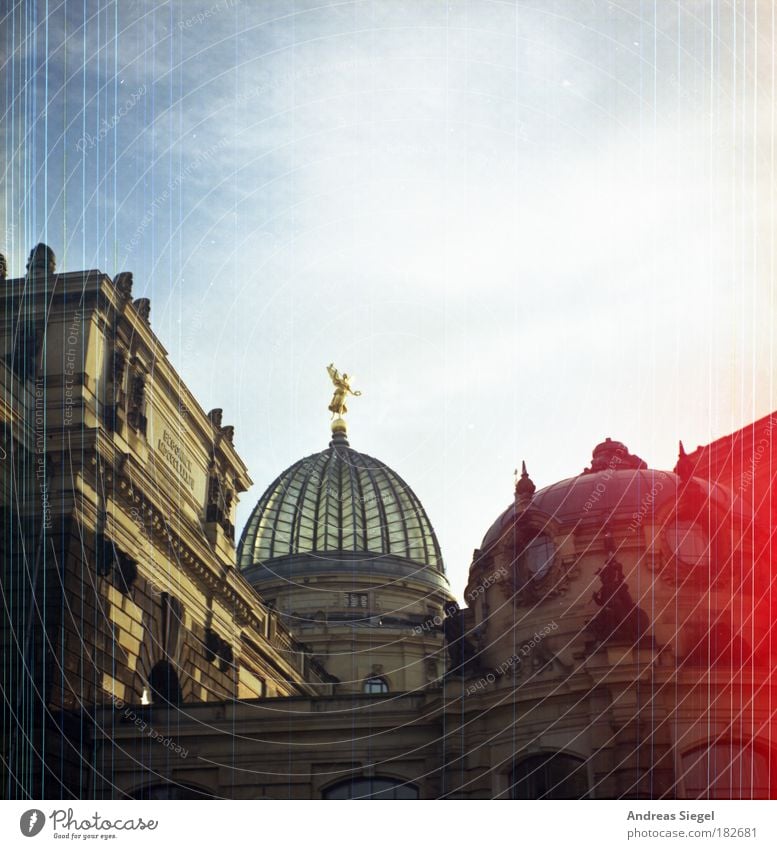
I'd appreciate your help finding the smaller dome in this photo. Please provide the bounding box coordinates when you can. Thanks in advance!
[480,441,751,550]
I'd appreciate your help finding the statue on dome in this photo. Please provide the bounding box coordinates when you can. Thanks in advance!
[588,553,652,648]
[326,363,361,419]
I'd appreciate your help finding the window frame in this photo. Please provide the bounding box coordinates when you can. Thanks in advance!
[363,676,389,694]
[509,751,591,799]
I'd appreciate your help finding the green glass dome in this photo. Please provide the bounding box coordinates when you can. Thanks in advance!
[237,431,444,574]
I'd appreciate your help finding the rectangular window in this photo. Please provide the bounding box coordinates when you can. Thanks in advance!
[344,592,368,608]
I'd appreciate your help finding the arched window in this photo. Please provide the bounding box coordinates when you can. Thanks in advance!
[323,777,419,799]
[523,535,555,581]
[680,742,771,799]
[148,660,182,705]
[510,753,589,799]
[363,676,389,694]
[666,521,710,568]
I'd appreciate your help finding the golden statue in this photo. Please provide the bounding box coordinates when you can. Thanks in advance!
[326,363,361,419]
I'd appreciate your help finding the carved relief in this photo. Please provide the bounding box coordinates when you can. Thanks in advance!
[205,468,235,541]
[127,372,147,434]
[103,348,127,431]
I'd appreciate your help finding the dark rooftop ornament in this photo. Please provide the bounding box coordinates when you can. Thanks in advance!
[0,252,7,281]
[26,243,56,276]
[133,297,151,323]
[583,437,647,474]
[514,460,536,509]
[114,271,133,300]
[675,440,695,482]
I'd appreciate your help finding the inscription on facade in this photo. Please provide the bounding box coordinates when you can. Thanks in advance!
[157,429,195,489]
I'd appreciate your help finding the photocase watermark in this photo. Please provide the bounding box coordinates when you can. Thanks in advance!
[49,809,158,834]
[34,378,52,530]
[2,220,19,249]
[466,565,508,603]
[109,693,189,758]
[464,621,558,695]
[19,809,46,837]
[178,0,240,30]
[627,472,669,531]
[236,59,363,105]
[124,136,231,255]
[75,85,146,153]
[411,569,507,636]
[583,452,624,512]
[738,415,777,494]
[62,310,83,426]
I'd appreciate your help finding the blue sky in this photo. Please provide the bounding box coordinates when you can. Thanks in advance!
[2,0,774,597]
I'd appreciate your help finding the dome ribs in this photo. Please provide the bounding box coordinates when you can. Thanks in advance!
[292,452,323,555]
[346,450,368,552]
[237,445,446,574]
[378,459,412,561]
[267,462,301,558]
[311,449,334,553]
[336,452,345,552]
[360,454,392,556]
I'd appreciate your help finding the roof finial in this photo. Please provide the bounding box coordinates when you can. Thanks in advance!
[326,362,361,442]
[675,439,694,482]
[515,460,536,508]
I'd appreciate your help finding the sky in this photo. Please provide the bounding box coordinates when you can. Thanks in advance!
[2,0,775,598]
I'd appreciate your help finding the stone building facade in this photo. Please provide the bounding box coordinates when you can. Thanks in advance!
[0,248,329,798]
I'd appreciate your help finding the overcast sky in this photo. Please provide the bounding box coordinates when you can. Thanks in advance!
[3,0,775,597]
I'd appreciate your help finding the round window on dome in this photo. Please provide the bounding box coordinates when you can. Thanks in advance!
[523,535,555,581]
[666,521,709,568]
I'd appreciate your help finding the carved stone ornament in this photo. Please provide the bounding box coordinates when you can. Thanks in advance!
[207,474,220,508]
[127,373,146,431]
[111,350,126,386]
[133,297,151,322]
[26,243,56,276]
[114,271,133,299]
